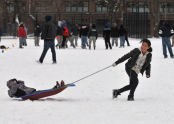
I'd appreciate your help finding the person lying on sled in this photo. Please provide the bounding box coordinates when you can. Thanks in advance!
[7,79,65,98]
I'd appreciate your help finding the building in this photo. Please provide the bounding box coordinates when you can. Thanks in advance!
[0,0,174,38]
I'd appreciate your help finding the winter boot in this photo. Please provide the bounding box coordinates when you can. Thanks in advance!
[53,81,60,89]
[127,95,134,101]
[113,89,121,99]
[61,80,65,87]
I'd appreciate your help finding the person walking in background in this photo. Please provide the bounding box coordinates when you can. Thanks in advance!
[71,24,80,47]
[111,23,119,47]
[56,21,63,49]
[172,26,174,47]
[34,23,41,46]
[38,15,57,64]
[103,24,112,50]
[125,28,130,46]
[62,23,69,48]
[159,22,174,58]
[23,23,27,46]
[112,39,152,101]
[79,24,89,49]
[0,26,2,42]
[119,25,127,48]
[88,24,98,50]
[17,23,27,48]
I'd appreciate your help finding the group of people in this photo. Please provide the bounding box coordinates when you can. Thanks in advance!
[5,15,174,101]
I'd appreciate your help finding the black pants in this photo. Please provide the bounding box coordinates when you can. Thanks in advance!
[118,67,139,96]
[62,36,68,48]
[39,39,56,63]
[104,37,112,49]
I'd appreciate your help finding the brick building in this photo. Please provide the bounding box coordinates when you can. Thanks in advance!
[0,0,174,38]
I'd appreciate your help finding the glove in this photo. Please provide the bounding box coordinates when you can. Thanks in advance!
[112,63,117,67]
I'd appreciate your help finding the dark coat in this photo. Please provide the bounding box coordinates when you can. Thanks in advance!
[103,28,111,39]
[159,25,173,38]
[111,27,119,37]
[0,27,2,36]
[119,27,127,36]
[88,28,98,39]
[115,48,152,76]
[41,21,56,40]
[56,26,63,36]
[71,26,79,36]
[34,27,41,37]
[79,26,89,37]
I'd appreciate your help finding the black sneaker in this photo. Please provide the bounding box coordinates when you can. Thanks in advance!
[164,56,168,58]
[36,60,42,64]
[60,80,65,87]
[53,81,60,89]
[53,61,57,64]
[113,89,121,99]
[127,95,134,101]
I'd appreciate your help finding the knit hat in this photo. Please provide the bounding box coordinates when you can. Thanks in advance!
[45,16,52,22]
[105,24,109,28]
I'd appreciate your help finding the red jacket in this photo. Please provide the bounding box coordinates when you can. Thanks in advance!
[18,27,27,38]
[63,26,69,37]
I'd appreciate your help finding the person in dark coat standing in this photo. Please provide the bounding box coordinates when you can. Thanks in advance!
[79,24,89,49]
[119,25,127,48]
[38,16,57,64]
[159,22,174,58]
[103,24,112,49]
[111,23,119,47]
[112,39,152,101]
[88,24,98,50]
[34,24,41,46]
[0,27,2,42]
[17,24,27,48]
[71,24,80,47]
[125,28,130,46]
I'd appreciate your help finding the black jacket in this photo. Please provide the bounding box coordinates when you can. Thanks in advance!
[56,26,63,36]
[159,25,173,38]
[41,21,56,40]
[111,27,119,37]
[34,27,41,37]
[0,27,2,36]
[115,48,152,76]
[103,28,111,39]
[79,26,89,37]
[119,27,127,36]
[71,26,79,36]
[88,28,98,39]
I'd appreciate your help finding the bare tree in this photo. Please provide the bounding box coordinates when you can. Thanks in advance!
[95,0,120,24]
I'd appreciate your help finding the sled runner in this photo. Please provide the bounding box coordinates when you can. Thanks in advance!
[20,83,75,100]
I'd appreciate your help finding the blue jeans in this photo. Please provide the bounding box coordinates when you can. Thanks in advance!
[162,37,174,57]
[120,36,125,47]
[39,39,56,63]
[81,36,87,49]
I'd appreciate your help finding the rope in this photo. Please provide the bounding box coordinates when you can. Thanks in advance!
[70,65,112,85]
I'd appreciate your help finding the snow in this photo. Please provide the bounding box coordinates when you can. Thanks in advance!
[0,37,174,124]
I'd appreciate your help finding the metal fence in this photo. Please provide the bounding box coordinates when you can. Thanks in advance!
[123,13,150,38]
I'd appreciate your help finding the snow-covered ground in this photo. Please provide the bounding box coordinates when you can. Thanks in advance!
[0,37,174,124]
